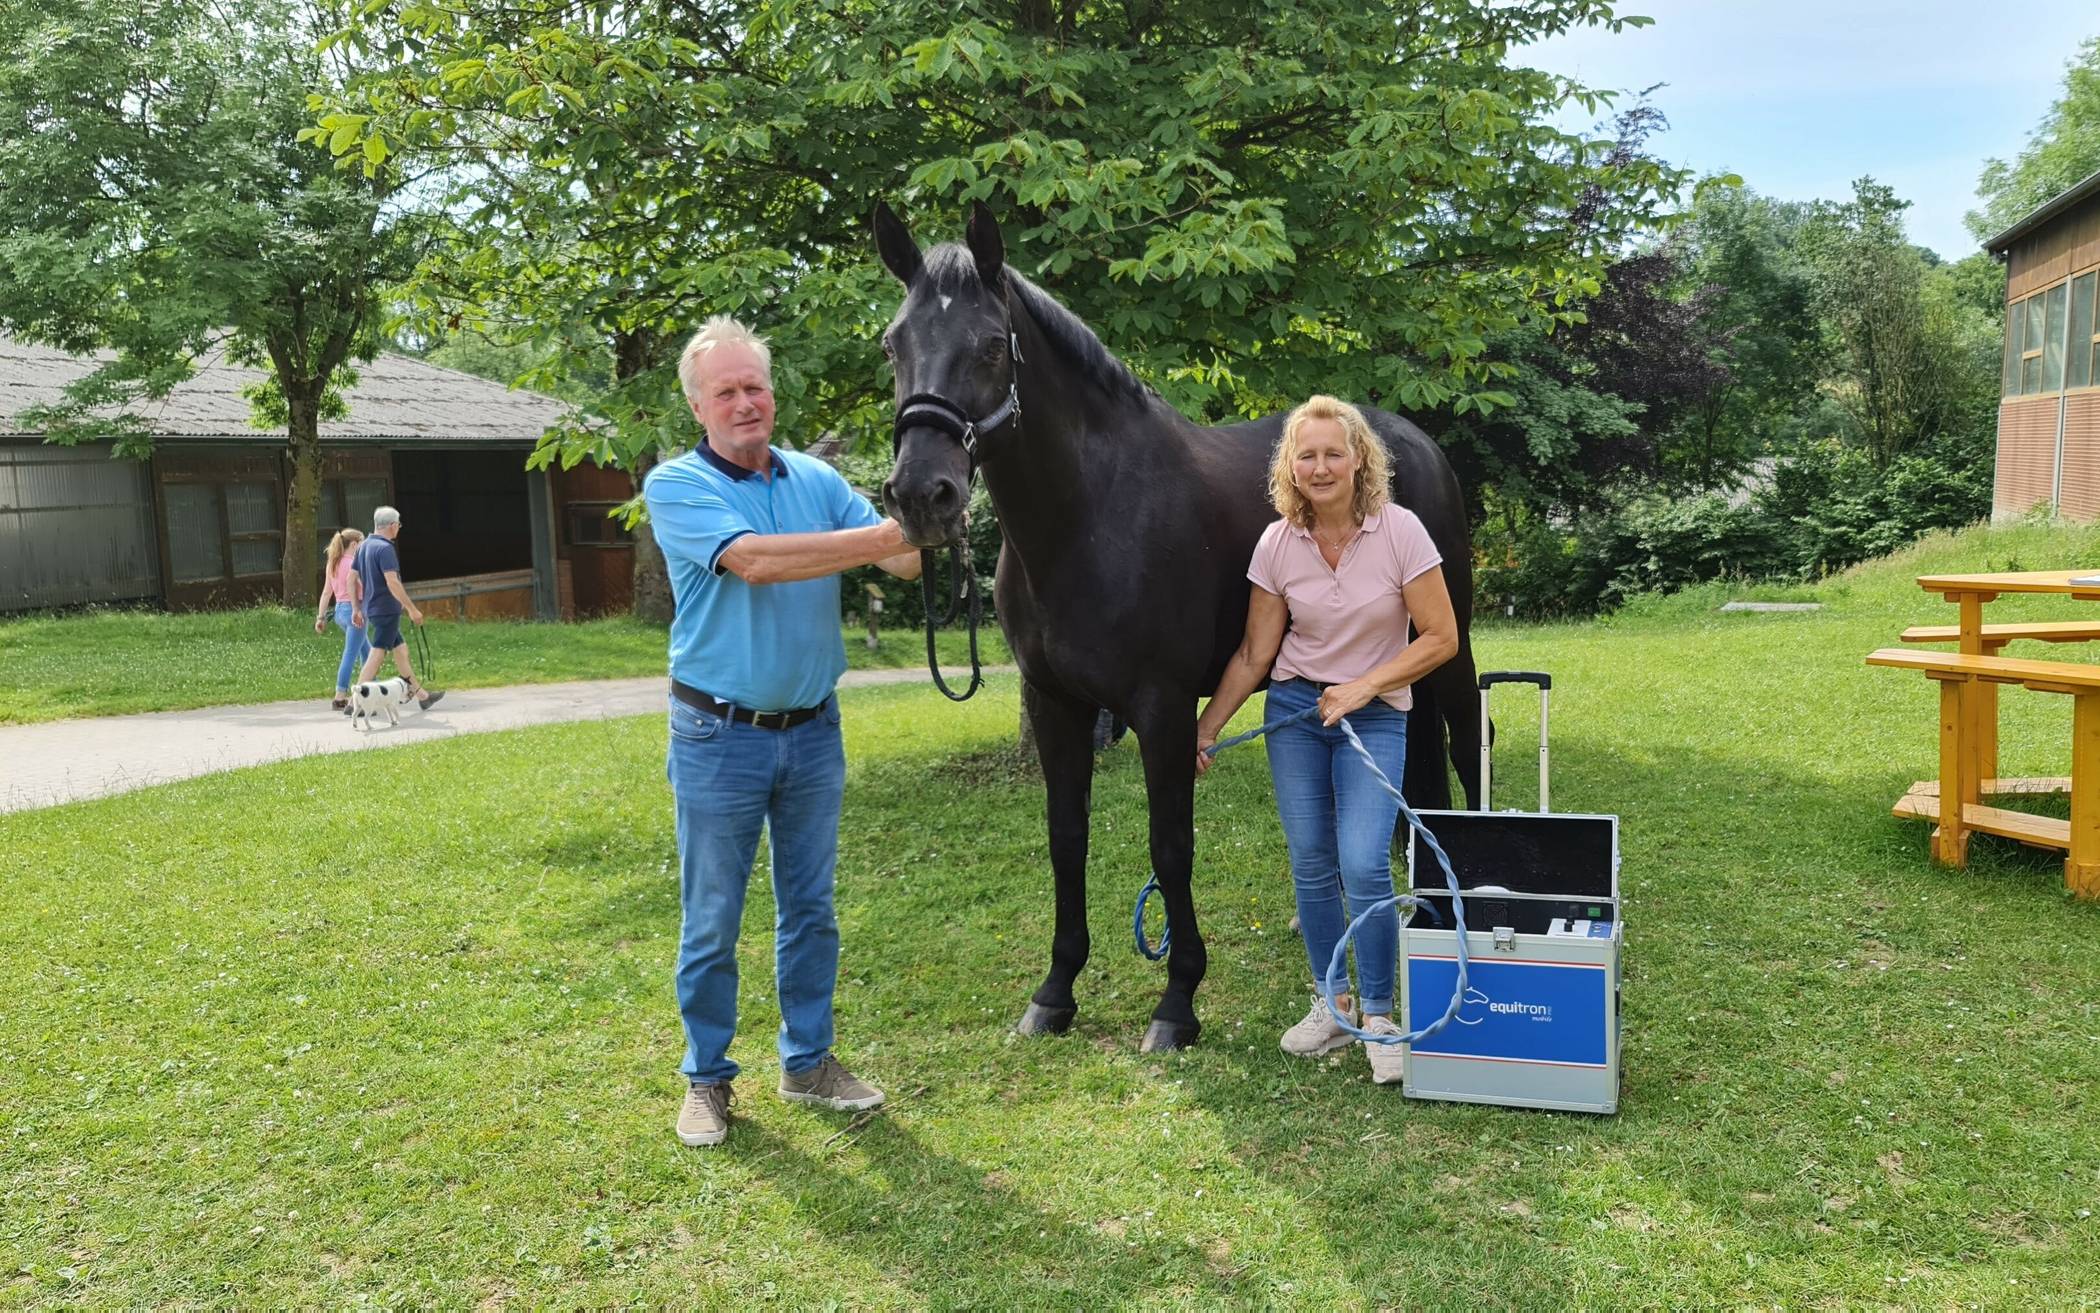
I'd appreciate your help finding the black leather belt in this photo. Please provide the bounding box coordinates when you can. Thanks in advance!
[672,680,826,730]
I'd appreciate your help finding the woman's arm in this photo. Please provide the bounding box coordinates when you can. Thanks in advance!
[1195,585,1288,775]
[1315,564,1460,726]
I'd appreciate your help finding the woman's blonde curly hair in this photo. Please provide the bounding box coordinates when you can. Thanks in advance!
[1268,394,1391,529]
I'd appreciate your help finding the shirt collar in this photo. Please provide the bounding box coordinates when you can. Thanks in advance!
[1287,509,1383,539]
[699,441,789,482]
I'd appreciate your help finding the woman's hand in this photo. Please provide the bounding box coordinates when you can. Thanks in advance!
[1318,680,1377,726]
[1194,729,1218,777]
[313,615,326,635]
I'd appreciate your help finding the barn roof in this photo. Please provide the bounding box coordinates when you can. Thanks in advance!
[0,334,569,444]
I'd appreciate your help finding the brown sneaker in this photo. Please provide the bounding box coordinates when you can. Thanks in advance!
[778,1056,885,1111]
[676,1081,732,1146]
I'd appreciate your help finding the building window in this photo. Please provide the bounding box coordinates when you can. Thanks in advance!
[2004,291,2025,395]
[564,501,633,547]
[224,481,281,576]
[164,483,227,583]
[2072,273,2096,391]
[315,476,392,556]
[2044,282,2070,393]
[2007,274,2100,397]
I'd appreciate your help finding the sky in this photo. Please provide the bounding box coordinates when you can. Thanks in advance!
[1522,0,2100,260]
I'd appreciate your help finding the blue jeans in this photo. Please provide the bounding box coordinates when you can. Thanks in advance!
[331,602,369,693]
[668,693,847,1085]
[1263,678,1409,1015]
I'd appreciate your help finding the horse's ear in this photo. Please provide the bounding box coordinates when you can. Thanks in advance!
[965,202,1005,290]
[872,201,922,285]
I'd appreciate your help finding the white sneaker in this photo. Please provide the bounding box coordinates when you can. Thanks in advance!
[1280,992,1356,1058]
[1362,1014,1407,1085]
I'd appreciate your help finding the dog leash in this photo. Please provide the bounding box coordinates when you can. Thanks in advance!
[412,621,434,686]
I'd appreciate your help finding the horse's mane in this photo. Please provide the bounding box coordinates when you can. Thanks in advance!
[922,245,1156,407]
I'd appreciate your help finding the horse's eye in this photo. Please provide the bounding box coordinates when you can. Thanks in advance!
[981,336,1007,360]
[880,337,896,360]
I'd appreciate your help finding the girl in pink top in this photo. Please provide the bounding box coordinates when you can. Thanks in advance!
[314,528,369,711]
[1194,395,1459,1084]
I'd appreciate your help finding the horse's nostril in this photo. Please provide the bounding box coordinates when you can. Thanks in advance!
[931,479,961,511]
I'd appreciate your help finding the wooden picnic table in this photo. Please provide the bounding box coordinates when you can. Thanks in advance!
[1867,570,2100,898]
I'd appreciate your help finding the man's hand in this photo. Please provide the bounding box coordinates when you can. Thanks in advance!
[1194,730,1218,777]
[409,606,425,626]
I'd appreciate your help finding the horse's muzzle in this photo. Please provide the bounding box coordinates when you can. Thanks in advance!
[882,451,969,549]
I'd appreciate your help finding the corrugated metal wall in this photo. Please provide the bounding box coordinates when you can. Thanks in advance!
[0,442,161,612]
[1993,397,2061,519]
[2059,392,2100,519]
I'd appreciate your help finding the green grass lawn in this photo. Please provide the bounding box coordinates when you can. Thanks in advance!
[4,520,2099,1305]
[0,606,1010,725]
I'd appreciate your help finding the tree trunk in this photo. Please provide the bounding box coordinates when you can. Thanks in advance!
[612,327,675,623]
[280,386,324,608]
[630,447,675,623]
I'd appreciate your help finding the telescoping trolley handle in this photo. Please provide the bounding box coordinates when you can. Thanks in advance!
[1478,671,1552,813]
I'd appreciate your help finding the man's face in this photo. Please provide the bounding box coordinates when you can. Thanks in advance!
[691,343,776,454]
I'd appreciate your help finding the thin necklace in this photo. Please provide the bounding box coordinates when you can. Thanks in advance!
[1313,521,1358,551]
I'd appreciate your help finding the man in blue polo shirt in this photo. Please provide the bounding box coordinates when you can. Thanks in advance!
[644,315,922,1149]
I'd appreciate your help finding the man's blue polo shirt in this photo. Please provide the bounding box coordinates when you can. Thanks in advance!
[642,440,884,711]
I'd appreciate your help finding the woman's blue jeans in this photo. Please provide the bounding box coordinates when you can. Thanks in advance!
[1262,678,1409,1015]
[667,694,847,1086]
[331,602,369,693]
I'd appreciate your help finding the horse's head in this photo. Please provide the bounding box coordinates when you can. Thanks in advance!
[872,201,1018,549]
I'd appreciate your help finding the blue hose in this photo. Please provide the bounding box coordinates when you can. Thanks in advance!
[1181,707,1471,1047]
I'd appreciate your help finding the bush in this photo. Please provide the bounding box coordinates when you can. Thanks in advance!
[1478,426,1994,617]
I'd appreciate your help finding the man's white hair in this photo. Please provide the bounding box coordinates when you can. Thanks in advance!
[373,505,401,529]
[678,316,773,406]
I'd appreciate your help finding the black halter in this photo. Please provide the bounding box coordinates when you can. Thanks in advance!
[889,332,1025,472]
[890,305,1024,702]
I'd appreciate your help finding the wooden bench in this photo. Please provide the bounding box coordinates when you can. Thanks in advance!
[1865,647,2100,897]
[1898,621,2100,647]
[1893,622,2100,783]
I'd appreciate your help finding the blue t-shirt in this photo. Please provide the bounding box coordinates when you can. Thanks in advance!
[642,442,885,711]
[354,535,403,618]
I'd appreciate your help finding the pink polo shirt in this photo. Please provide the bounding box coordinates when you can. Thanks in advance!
[320,553,359,608]
[1246,504,1443,711]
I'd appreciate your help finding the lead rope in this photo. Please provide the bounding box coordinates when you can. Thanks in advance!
[921,542,984,702]
[1137,707,1471,1046]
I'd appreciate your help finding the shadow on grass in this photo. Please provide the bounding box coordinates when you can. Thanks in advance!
[715,1116,1260,1303]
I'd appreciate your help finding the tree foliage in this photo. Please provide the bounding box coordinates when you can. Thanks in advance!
[324,0,1692,471]
[1800,180,1996,468]
[1969,36,2100,241]
[0,0,416,606]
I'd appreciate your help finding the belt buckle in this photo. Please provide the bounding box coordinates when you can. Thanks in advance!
[753,709,786,730]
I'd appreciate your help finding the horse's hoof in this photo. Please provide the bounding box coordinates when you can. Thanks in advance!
[1016,1002,1077,1036]
[1138,1018,1201,1053]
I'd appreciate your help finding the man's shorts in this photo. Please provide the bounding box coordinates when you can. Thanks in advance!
[366,611,405,650]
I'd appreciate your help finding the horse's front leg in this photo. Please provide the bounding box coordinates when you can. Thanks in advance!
[1129,691,1205,1053]
[1017,679,1097,1036]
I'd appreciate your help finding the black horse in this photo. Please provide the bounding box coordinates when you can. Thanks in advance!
[875,203,1481,1052]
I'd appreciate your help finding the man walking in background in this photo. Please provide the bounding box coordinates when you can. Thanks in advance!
[645,315,921,1148]
[351,505,444,710]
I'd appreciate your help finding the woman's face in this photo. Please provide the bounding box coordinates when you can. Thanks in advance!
[1292,417,1360,517]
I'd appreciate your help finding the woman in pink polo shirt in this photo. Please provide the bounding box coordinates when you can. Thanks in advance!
[1195,395,1459,1083]
[313,527,369,712]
